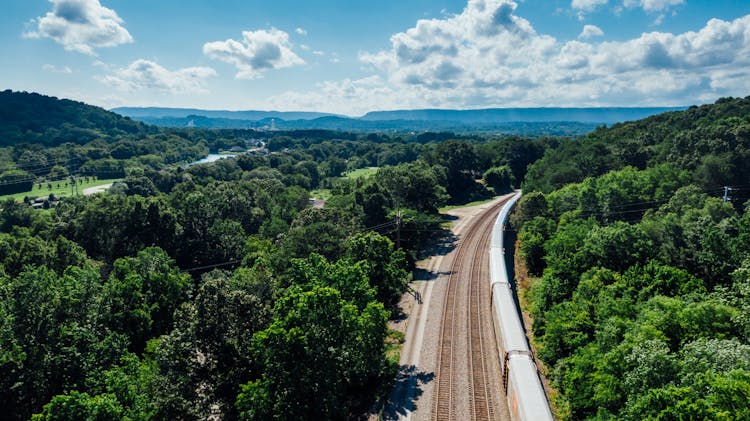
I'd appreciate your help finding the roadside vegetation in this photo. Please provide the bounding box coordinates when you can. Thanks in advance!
[512,96,750,420]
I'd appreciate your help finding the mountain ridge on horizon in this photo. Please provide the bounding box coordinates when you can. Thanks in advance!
[113,105,688,123]
[110,107,338,121]
[113,105,688,134]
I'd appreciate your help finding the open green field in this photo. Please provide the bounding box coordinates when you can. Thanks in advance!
[342,167,379,180]
[308,167,379,201]
[0,178,121,202]
[309,188,332,200]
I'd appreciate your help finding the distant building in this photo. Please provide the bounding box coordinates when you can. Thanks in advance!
[29,196,61,209]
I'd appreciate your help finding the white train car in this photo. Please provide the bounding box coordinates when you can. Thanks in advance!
[489,192,554,421]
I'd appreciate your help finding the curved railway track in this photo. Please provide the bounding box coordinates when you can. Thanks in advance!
[432,197,510,421]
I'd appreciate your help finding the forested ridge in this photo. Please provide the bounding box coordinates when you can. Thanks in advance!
[0,90,148,146]
[514,96,750,419]
[0,91,549,419]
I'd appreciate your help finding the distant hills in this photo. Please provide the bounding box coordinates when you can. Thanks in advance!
[113,106,687,134]
[0,90,147,147]
[111,107,336,121]
[359,107,687,123]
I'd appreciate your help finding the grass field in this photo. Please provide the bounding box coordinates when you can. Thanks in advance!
[342,167,379,180]
[308,167,379,201]
[309,188,332,200]
[0,178,121,202]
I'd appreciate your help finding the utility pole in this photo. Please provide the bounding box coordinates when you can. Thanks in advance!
[395,210,402,249]
[723,186,733,202]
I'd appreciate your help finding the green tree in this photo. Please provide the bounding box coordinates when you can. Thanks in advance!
[510,191,548,228]
[31,391,124,421]
[99,247,190,352]
[236,286,389,420]
[355,180,393,228]
[48,165,69,181]
[517,216,555,275]
[345,232,410,310]
[0,169,34,195]
[276,208,358,262]
[0,266,124,420]
[375,161,448,213]
[483,165,514,194]
[426,140,481,201]
[148,269,273,419]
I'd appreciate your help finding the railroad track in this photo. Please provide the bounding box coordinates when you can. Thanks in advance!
[467,205,495,421]
[432,197,510,421]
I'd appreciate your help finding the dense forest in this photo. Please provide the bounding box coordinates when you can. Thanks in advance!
[5,90,747,420]
[0,91,548,420]
[513,96,750,419]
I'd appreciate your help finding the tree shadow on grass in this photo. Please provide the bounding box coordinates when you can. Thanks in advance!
[380,365,435,420]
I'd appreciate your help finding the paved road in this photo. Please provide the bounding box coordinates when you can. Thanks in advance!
[82,183,113,196]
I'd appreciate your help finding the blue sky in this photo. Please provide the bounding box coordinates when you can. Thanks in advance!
[2,0,750,115]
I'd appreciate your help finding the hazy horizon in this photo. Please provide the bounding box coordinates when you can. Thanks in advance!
[111,104,687,118]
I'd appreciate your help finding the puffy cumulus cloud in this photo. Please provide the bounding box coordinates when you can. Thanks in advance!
[100,59,216,94]
[571,0,608,12]
[590,16,750,72]
[203,28,304,79]
[360,0,555,90]
[623,0,684,13]
[579,24,604,39]
[363,1,750,107]
[273,1,750,113]
[24,0,132,55]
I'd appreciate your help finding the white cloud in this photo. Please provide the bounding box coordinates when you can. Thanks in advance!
[579,24,604,39]
[623,0,684,13]
[572,0,608,12]
[203,28,305,79]
[295,27,307,36]
[100,59,216,94]
[24,0,133,55]
[42,64,73,74]
[269,0,750,113]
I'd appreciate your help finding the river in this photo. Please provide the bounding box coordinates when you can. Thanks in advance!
[187,153,237,166]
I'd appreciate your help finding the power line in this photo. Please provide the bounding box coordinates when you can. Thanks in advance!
[355,220,397,233]
[183,259,242,273]
[0,156,71,171]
